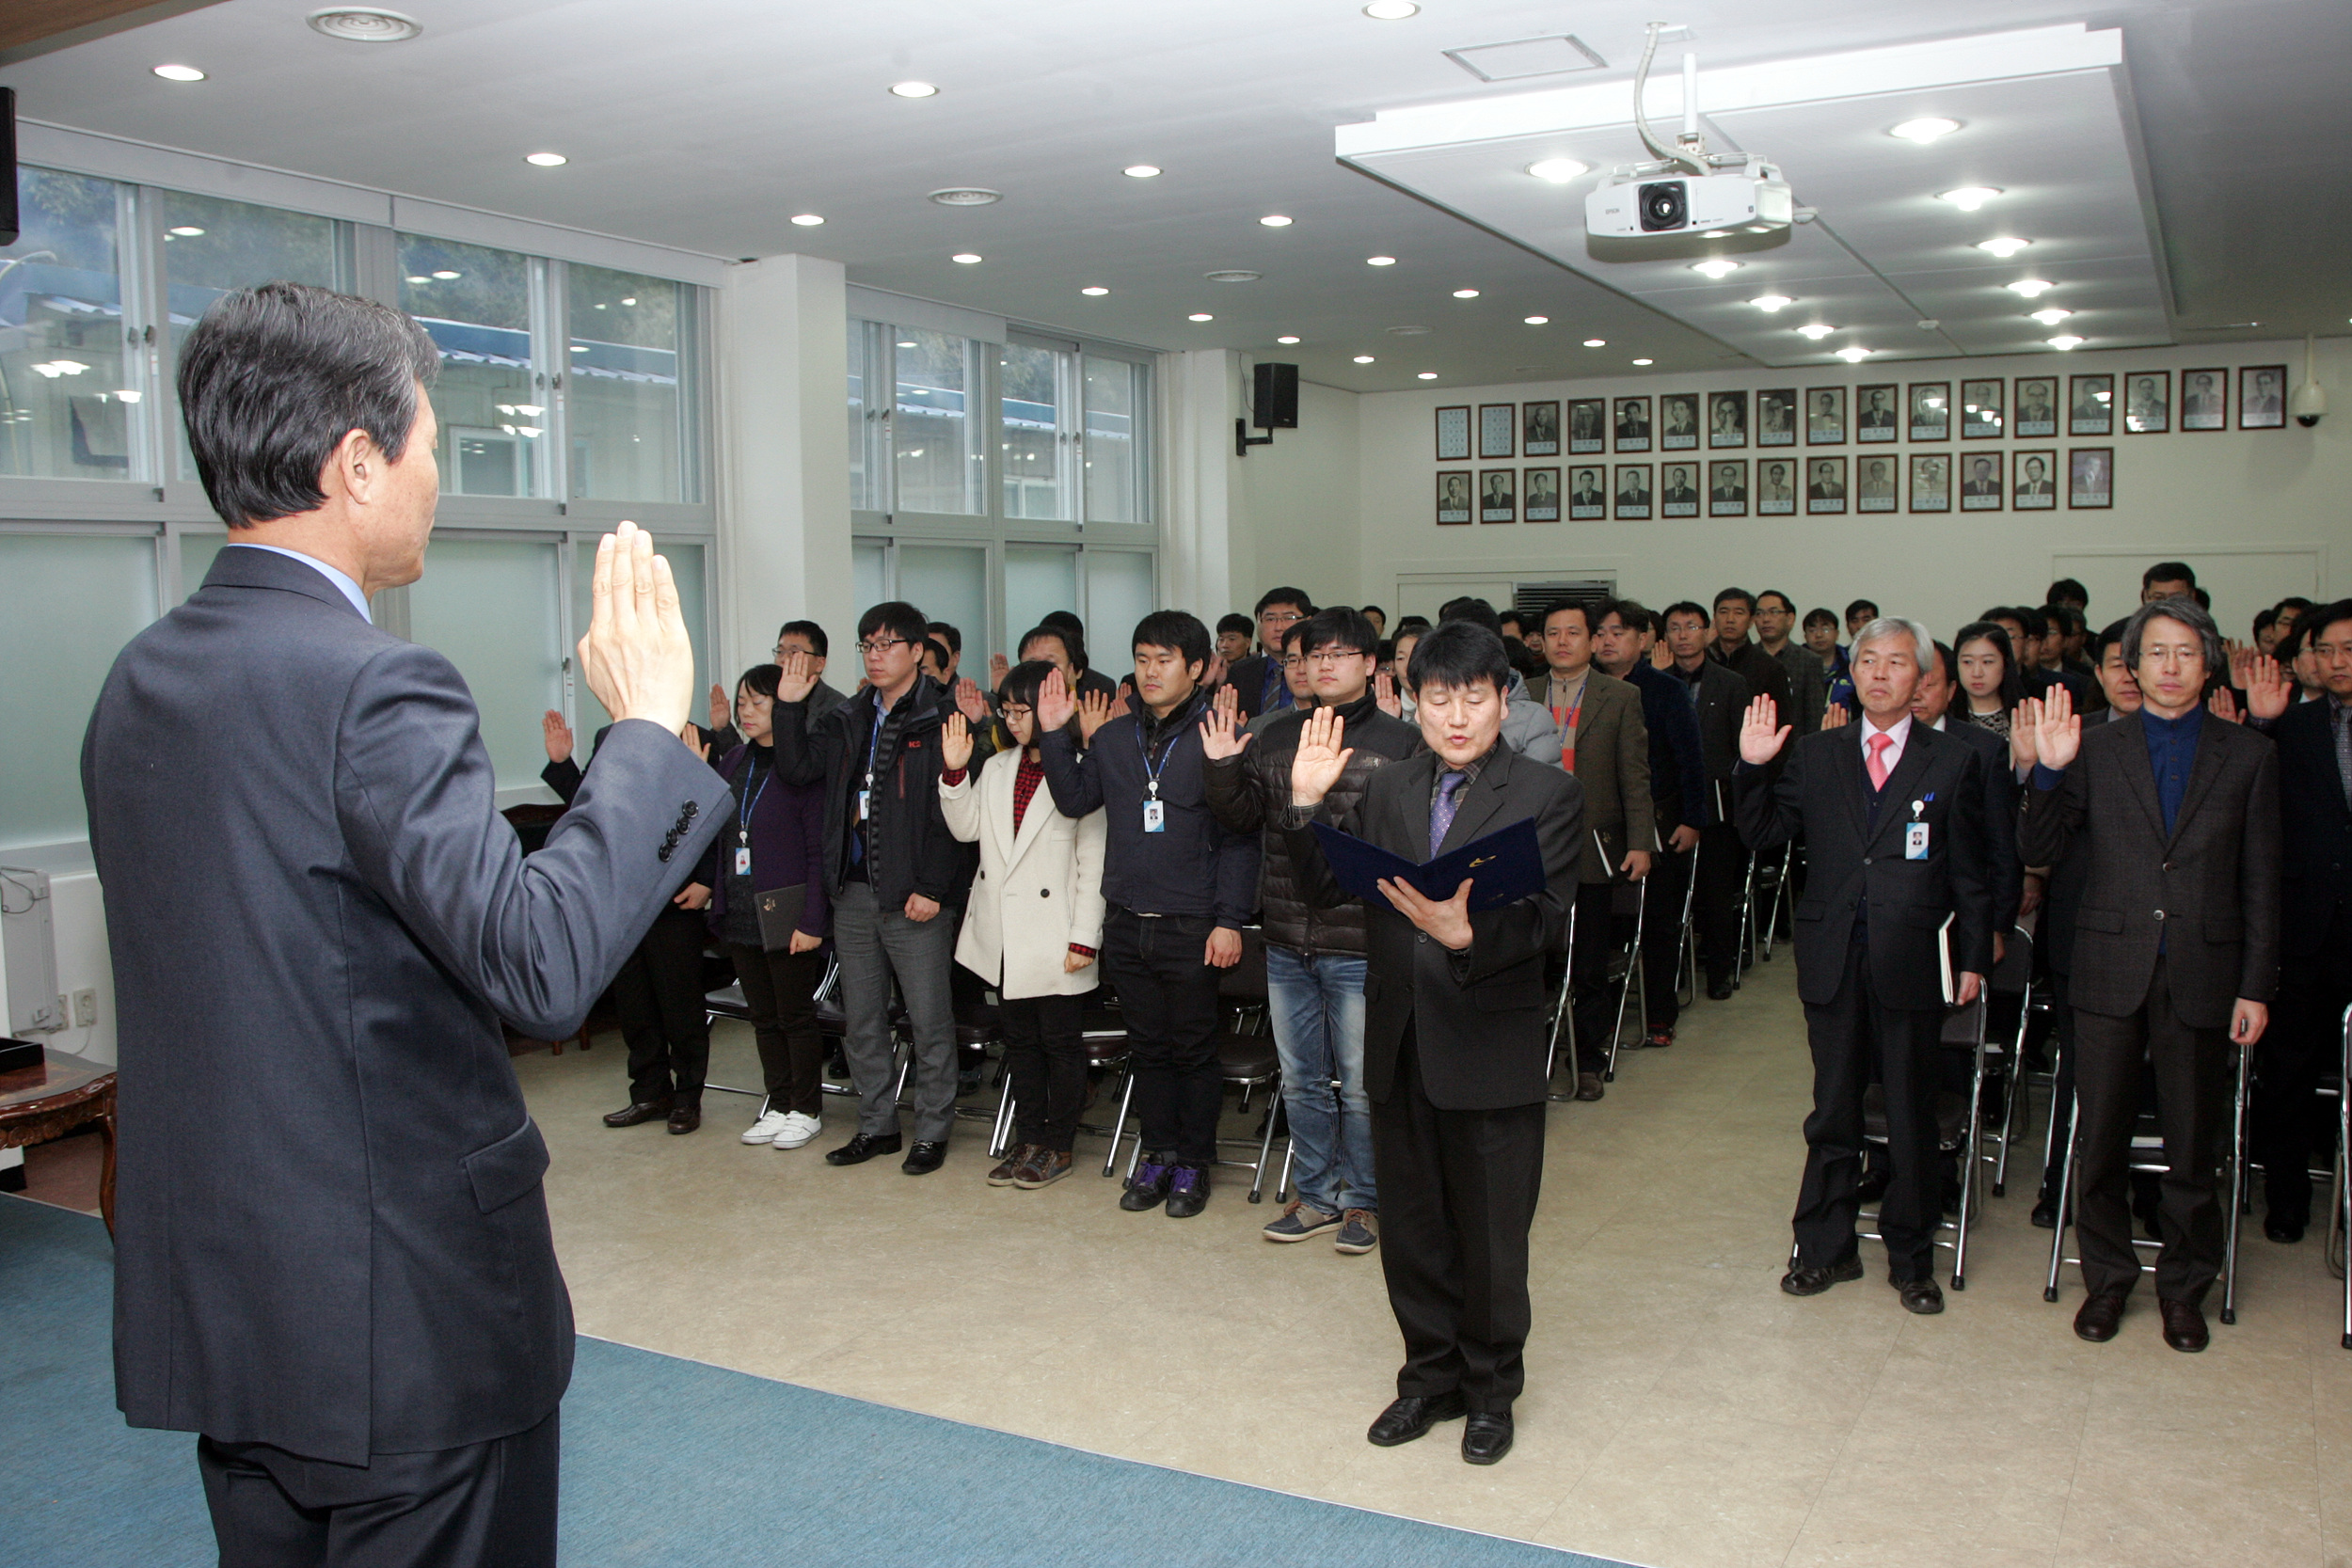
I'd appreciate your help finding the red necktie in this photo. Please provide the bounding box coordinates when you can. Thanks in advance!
[1867,732,1894,791]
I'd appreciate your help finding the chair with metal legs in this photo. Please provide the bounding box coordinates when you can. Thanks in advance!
[1104,928,1285,1201]
[703,952,859,1106]
[985,984,1135,1166]
[1675,838,1701,1010]
[1541,901,1578,1101]
[1839,980,1992,1289]
[1740,842,1795,967]
[1979,926,2035,1196]
[2335,1003,2352,1348]
[1600,878,1647,1083]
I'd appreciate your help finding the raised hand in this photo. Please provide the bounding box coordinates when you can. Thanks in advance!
[1076,689,1117,743]
[2225,639,2254,690]
[776,648,818,704]
[2244,654,2291,721]
[1649,641,1672,670]
[2033,685,2080,770]
[542,708,574,764]
[2010,699,2041,771]
[989,652,1010,689]
[1375,668,1401,718]
[1737,694,1791,766]
[1036,667,1076,733]
[1820,701,1850,731]
[941,711,973,772]
[2208,684,2243,724]
[953,676,990,725]
[1290,704,1352,806]
[1199,687,1250,760]
[580,520,695,732]
[707,682,729,734]
[1203,652,1229,691]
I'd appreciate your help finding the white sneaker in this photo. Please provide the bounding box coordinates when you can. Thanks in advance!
[741,1109,792,1146]
[771,1111,822,1150]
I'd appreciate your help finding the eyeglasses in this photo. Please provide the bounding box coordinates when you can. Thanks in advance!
[998,704,1034,720]
[1260,609,1306,626]
[854,638,914,657]
[1305,648,1365,664]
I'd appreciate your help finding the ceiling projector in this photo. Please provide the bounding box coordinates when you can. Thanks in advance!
[1584,25,1792,241]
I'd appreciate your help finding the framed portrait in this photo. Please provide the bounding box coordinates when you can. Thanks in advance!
[1805,455,1848,514]
[1708,460,1748,516]
[2122,371,2169,434]
[1755,457,1798,515]
[1756,388,1797,447]
[1962,378,2005,439]
[1478,404,1517,459]
[1659,461,1701,516]
[1907,452,1951,514]
[2012,450,2058,510]
[1708,390,1748,448]
[1521,401,1562,457]
[1613,462,1653,520]
[1854,453,1899,513]
[1522,466,1562,521]
[1567,398,1608,453]
[1566,465,1607,519]
[1613,395,1653,451]
[1434,405,1471,462]
[1477,467,1517,522]
[2069,374,2114,436]
[1659,392,1701,451]
[2239,365,2288,430]
[1959,450,2004,510]
[2177,370,2227,431]
[1804,387,1846,445]
[1907,382,1950,442]
[2068,448,2113,509]
[1435,469,1472,525]
[2012,377,2058,438]
[1855,384,1899,442]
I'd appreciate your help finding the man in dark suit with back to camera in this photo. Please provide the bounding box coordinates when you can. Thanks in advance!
[82,283,728,1566]
[1735,617,1993,1315]
[2020,596,2279,1352]
[1284,622,1581,1465]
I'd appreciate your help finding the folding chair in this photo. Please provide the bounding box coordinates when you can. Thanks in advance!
[1979,926,2035,1196]
[986,985,1137,1165]
[1840,975,1991,1289]
[1740,842,1795,966]
[1674,837,1701,1010]
[2338,1004,2352,1349]
[1109,928,1285,1201]
[701,954,847,1104]
[1542,898,1578,1101]
[1600,877,1646,1082]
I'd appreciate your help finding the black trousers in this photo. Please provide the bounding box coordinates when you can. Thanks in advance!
[614,907,710,1104]
[2256,904,2352,1227]
[1375,1030,1545,1413]
[1103,909,1225,1165]
[1003,990,1087,1150]
[1638,837,1692,1033]
[198,1408,558,1568]
[2073,956,2233,1305]
[1695,819,1749,988]
[727,942,828,1119]
[1570,880,1624,1073]
[1794,939,1944,1282]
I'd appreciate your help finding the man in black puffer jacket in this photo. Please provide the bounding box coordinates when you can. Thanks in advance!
[1205,608,1422,1254]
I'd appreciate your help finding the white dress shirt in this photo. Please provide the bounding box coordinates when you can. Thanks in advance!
[1859,711,1912,780]
[225,542,373,623]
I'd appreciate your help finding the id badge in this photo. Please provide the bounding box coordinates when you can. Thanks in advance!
[857,788,870,822]
[1904,821,1931,861]
[1142,800,1167,833]
[734,847,753,876]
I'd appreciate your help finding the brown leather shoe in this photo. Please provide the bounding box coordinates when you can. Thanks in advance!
[665,1102,701,1134]
[2158,1297,2209,1353]
[604,1098,672,1128]
[1013,1148,1073,1189]
[2074,1291,2127,1342]
[1575,1072,1605,1101]
[988,1145,1033,1187]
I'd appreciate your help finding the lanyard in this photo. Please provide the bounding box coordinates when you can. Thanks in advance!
[737,753,771,844]
[1134,703,1183,800]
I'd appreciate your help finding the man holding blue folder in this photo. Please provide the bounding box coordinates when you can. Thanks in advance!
[1283,621,1581,1465]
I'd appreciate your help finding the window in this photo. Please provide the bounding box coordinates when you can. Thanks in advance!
[0,533,160,848]
[565,264,695,503]
[895,544,989,650]
[405,538,564,790]
[1084,356,1147,524]
[848,320,882,512]
[892,330,985,516]
[851,537,888,610]
[1086,550,1156,659]
[1004,544,1077,640]
[570,537,708,735]
[1000,341,1076,521]
[399,236,546,499]
[1,168,145,482]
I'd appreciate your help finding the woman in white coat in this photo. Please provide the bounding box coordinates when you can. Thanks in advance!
[939,659,1107,1189]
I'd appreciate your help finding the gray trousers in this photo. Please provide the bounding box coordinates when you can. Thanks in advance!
[833,879,960,1143]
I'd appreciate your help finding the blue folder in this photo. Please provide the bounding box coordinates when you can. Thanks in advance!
[1309,816,1548,913]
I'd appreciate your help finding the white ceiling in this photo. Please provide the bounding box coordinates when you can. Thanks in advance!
[4,0,2346,391]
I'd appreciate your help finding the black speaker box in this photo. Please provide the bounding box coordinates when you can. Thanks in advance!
[0,89,17,248]
[0,1036,43,1075]
[1252,361,1298,430]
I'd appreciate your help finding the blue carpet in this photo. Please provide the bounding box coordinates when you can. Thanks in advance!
[2,1196,1617,1567]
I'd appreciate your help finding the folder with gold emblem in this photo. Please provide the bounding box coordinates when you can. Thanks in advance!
[1309,816,1547,912]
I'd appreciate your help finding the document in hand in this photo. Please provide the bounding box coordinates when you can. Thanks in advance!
[1310,817,1548,913]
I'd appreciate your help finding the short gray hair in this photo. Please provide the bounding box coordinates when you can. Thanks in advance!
[1852,615,1933,670]
[2122,596,2223,676]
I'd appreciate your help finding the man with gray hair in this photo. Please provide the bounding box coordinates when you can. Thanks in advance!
[2021,594,2279,1352]
[1734,616,1994,1315]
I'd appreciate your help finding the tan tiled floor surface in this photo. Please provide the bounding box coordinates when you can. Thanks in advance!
[518,956,2351,1568]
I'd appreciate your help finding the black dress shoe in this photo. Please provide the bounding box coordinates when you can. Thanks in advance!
[1461,1412,1514,1465]
[603,1098,672,1128]
[824,1131,903,1166]
[1574,1072,1605,1101]
[901,1140,946,1175]
[2029,1196,2058,1229]
[1707,979,1735,1001]
[1120,1154,1174,1212]
[1894,1277,1944,1315]
[2158,1297,2209,1353]
[2265,1219,2306,1244]
[665,1102,701,1134]
[1163,1164,1211,1218]
[2074,1291,2126,1343]
[1854,1166,1890,1204]
[1780,1255,1865,1296]
[1366,1391,1467,1447]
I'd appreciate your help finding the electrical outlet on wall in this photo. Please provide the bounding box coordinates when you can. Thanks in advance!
[72,989,97,1029]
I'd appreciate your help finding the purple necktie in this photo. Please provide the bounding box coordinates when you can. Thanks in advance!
[1430,769,1469,857]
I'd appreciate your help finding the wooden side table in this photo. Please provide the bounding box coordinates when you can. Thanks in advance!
[0,1048,117,1234]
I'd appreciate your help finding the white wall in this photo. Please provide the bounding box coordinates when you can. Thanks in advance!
[1237,378,1362,614]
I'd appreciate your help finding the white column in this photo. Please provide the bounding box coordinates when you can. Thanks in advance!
[1156,348,1245,623]
[714,253,851,673]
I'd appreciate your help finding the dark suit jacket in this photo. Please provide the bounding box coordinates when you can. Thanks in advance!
[2017,712,2280,1026]
[82,546,727,1465]
[1676,658,1752,822]
[1289,746,1581,1110]
[2271,699,2348,955]
[1224,654,1298,721]
[1628,661,1708,834]
[1737,721,1994,1010]
[1937,719,2024,932]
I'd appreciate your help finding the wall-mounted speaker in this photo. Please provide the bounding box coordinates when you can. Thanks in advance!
[1252,361,1299,430]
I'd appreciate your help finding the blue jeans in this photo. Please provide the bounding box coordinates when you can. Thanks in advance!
[1266,945,1375,1214]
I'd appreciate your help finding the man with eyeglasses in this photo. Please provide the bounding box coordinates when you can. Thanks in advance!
[1226,587,1315,721]
[706,620,845,747]
[1205,608,1420,1255]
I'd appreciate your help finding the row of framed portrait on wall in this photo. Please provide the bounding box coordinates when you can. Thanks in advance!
[1435,448,2116,524]
[1436,365,2291,460]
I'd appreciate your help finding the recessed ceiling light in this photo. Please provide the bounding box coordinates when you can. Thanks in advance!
[524,151,567,167]
[1080,286,1109,296]
[789,213,825,227]
[1690,259,1741,279]
[1205,270,1263,283]
[951,252,983,264]
[1276,335,1301,344]
[1750,293,1793,312]
[1836,345,1872,362]
[1259,214,1294,228]
[1526,157,1589,183]
[1365,255,1396,267]
[2006,277,2056,297]
[2048,334,2084,350]
[1631,357,1654,366]
[307,8,423,42]
[1187,313,1214,322]
[1418,372,1438,379]
[1386,325,1431,336]
[1352,355,1375,363]
[1582,338,1605,347]
[1937,186,2001,211]
[1523,315,1549,325]
[1796,323,1836,340]
[929,188,1001,207]
[621,297,636,306]
[404,275,430,284]
[898,340,917,347]
[167,226,205,238]
[1362,0,1420,17]
[889,81,939,98]
[2029,307,2071,325]
[431,269,460,280]
[151,63,206,82]
[1976,236,2029,258]
[1890,117,1961,143]
[1452,288,1480,298]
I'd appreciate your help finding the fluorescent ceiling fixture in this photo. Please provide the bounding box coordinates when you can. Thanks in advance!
[898,340,917,347]
[167,226,205,237]
[889,81,939,98]
[1276,335,1300,343]
[2029,307,2071,325]
[1365,255,1396,266]
[2047,334,2084,349]
[1836,346,1872,361]
[1080,285,1109,295]
[1362,0,1419,17]
[1890,117,1961,142]
[1937,186,2001,211]
[114,389,142,403]
[951,252,983,264]
[930,188,1001,206]
[1750,293,1792,311]
[1259,214,1294,228]
[1582,338,1605,347]
[308,8,423,42]
[1523,315,1549,325]
[151,64,206,81]
[1526,158,1589,183]
[621,297,635,305]
[1187,312,1214,322]
[431,269,460,279]
[404,274,430,283]
[1352,355,1375,363]
[1418,372,1438,379]
[1453,288,1481,298]
[1795,323,1836,340]
[789,213,825,226]
[1976,236,2029,257]
[1206,270,1262,282]
[1123,165,1161,179]
[1690,259,1740,279]
[1630,357,1654,366]
[524,151,566,166]
[2006,277,2056,297]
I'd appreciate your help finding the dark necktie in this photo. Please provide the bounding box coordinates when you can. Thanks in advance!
[1430,769,1469,857]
